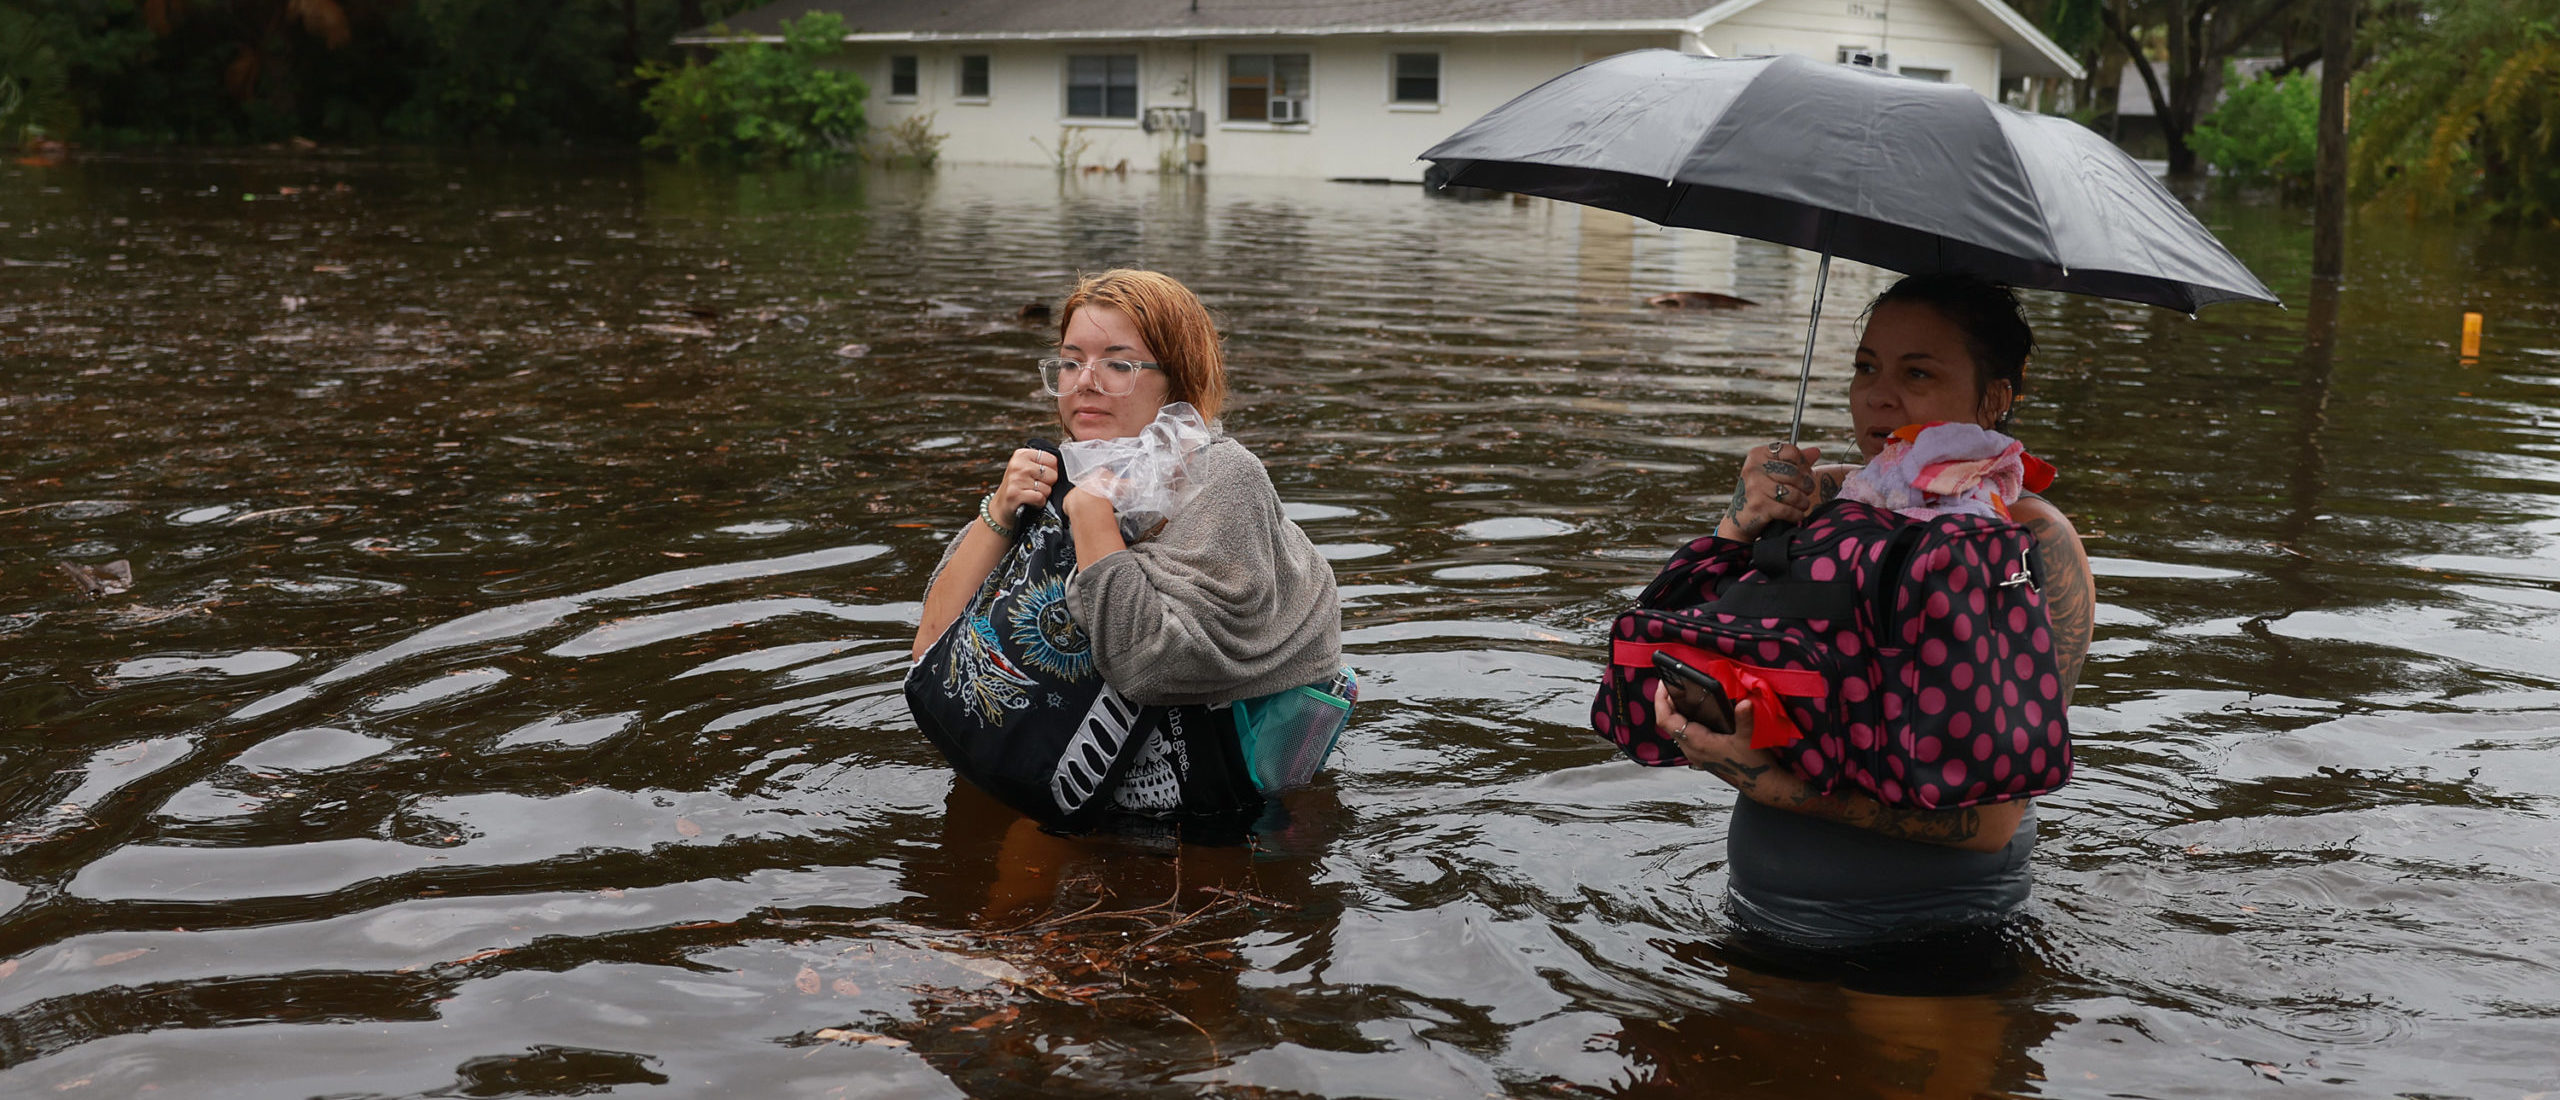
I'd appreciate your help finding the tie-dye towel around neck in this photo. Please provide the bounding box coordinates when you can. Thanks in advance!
[1837,421,2056,521]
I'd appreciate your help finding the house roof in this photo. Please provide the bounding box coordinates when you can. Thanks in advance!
[681,1,1704,44]
[682,0,2084,82]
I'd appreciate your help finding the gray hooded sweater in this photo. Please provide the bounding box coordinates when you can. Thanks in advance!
[930,436,1341,707]
[1067,436,1341,706]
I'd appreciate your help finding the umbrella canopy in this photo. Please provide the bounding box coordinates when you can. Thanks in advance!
[1421,50,2278,314]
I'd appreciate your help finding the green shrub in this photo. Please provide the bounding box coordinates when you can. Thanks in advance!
[638,11,868,163]
[2190,63,2318,186]
[392,0,649,144]
[0,3,75,146]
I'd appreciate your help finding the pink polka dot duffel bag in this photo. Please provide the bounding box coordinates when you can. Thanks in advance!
[1590,499,2072,810]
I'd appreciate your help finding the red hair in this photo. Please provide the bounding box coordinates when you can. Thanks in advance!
[1056,269,1226,421]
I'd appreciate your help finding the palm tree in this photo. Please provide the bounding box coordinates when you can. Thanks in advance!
[2352,0,2560,222]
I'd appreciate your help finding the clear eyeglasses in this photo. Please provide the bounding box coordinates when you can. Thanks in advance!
[1036,357,1162,397]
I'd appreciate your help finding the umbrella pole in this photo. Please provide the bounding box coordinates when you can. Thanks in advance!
[1787,251,1832,448]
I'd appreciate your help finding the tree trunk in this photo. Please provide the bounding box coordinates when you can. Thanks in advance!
[622,0,640,73]
[2311,0,2351,279]
[2165,0,2196,173]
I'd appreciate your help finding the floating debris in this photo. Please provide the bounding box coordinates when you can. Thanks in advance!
[60,560,133,598]
[812,1028,909,1048]
[1645,291,1757,309]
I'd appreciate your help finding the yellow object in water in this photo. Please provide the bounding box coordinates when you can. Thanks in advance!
[2462,312,2484,358]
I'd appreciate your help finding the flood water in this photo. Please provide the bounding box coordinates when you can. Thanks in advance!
[4,153,2558,1098]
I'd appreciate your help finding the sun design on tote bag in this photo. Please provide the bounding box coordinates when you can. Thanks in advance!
[944,613,1037,725]
[1006,577,1093,681]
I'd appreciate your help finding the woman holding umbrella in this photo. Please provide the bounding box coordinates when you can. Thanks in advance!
[1425,47,2272,948]
[1653,272,2096,946]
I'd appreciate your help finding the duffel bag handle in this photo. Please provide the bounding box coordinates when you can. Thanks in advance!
[1010,437,1076,539]
[1749,521,1794,575]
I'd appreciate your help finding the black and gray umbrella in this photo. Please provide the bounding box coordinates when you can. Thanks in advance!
[1421,49,2280,442]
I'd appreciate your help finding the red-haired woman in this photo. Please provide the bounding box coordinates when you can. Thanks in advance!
[912,269,1343,817]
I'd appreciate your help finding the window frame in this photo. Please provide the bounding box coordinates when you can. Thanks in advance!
[1224,51,1312,126]
[1389,51,1442,110]
[957,53,991,102]
[888,54,920,101]
[1063,53,1140,121]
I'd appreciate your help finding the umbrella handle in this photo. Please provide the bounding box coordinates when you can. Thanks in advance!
[1787,251,1832,449]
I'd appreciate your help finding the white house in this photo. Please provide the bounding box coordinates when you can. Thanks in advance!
[682,1,2084,181]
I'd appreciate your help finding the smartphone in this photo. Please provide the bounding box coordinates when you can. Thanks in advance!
[1651,651,1738,733]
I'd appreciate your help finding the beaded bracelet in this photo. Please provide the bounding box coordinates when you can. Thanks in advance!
[979,491,1014,538]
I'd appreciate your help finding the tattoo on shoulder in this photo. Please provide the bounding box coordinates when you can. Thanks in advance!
[2018,512,2094,703]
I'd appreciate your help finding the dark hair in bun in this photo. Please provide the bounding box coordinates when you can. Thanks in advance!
[1865,273,2033,429]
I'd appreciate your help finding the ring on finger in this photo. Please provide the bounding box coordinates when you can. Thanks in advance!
[1773,485,1789,501]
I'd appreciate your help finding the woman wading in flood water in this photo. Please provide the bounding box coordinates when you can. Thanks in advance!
[909,269,1350,833]
[1652,273,2095,951]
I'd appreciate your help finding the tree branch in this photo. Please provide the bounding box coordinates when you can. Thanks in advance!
[2103,1,2176,124]
[2222,0,2314,60]
[2269,43,2322,78]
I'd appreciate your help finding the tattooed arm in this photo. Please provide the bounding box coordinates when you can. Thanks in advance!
[2008,496,2093,705]
[1812,463,1854,504]
[1654,685,2025,852]
[1712,442,1825,542]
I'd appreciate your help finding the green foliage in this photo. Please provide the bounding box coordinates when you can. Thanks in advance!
[638,12,868,163]
[2026,0,2106,59]
[0,3,76,146]
[2353,0,2560,222]
[1,0,765,147]
[392,0,648,143]
[2190,63,2319,185]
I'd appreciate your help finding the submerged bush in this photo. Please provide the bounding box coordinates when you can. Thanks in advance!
[639,11,868,163]
[2190,63,2318,188]
[873,111,945,168]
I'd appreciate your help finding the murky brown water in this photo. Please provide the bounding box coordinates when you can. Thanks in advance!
[5,152,2559,1098]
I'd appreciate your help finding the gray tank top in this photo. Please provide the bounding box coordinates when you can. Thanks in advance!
[1724,797,2036,946]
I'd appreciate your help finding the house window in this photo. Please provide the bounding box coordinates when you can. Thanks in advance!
[958,54,990,99]
[1066,54,1138,118]
[1392,52,1440,104]
[1227,53,1310,123]
[1900,66,1951,83]
[889,55,918,98]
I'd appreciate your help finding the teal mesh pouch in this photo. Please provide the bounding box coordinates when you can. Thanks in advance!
[1231,668,1356,792]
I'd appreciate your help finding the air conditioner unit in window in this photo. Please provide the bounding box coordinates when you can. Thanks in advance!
[1270,98,1304,123]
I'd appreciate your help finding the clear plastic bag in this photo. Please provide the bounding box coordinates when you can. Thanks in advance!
[1057,402,1219,542]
